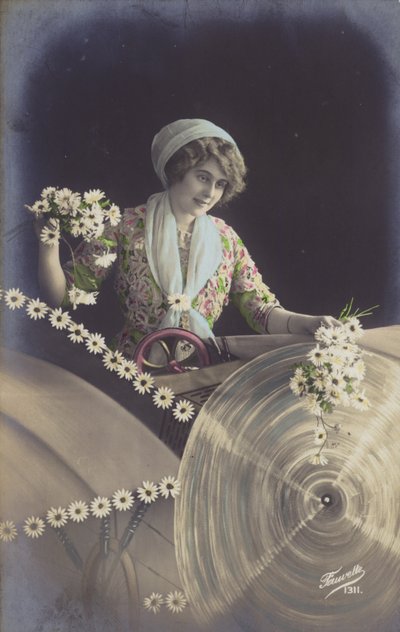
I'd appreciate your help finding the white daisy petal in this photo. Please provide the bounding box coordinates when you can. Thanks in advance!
[26,298,49,320]
[93,249,117,268]
[133,372,155,395]
[67,322,89,343]
[112,488,134,512]
[143,592,164,614]
[102,349,124,372]
[172,399,195,423]
[23,516,46,539]
[137,481,159,504]
[85,332,106,355]
[0,520,18,543]
[310,454,329,466]
[68,500,89,523]
[152,386,175,410]
[158,476,181,499]
[167,293,191,312]
[83,189,105,204]
[116,359,138,381]
[5,288,26,310]
[104,204,121,226]
[46,506,68,528]
[164,590,187,614]
[49,308,72,330]
[90,496,112,519]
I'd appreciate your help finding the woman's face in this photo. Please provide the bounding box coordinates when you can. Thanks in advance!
[168,157,228,228]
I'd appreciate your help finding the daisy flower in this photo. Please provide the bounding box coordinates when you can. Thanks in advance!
[26,298,49,320]
[84,189,105,204]
[25,199,50,216]
[326,347,346,369]
[303,393,323,416]
[46,506,68,528]
[68,286,98,309]
[326,373,346,392]
[133,372,155,395]
[85,332,106,354]
[116,359,138,381]
[0,520,18,543]
[152,386,175,410]
[5,288,26,310]
[49,307,72,330]
[137,481,159,504]
[344,317,364,341]
[315,325,346,347]
[172,399,195,423]
[68,500,89,523]
[70,218,87,238]
[82,201,104,221]
[313,373,327,391]
[23,516,46,539]
[347,359,366,381]
[41,186,57,199]
[310,453,329,466]
[167,293,191,312]
[102,349,124,372]
[314,428,327,445]
[164,590,187,614]
[307,345,327,367]
[67,322,89,343]
[93,249,117,268]
[326,386,342,406]
[158,475,181,499]
[143,592,164,614]
[289,372,308,397]
[54,188,77,213]
[90,496,112,519]
[112,488,134,512]
[40,222,60,246]
[105,204,121,226]
[350,390,370,411]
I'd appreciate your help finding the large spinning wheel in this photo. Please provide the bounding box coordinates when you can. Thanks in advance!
[175,343,400,632]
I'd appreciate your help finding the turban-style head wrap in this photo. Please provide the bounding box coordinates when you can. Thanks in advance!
[151,118,237,188]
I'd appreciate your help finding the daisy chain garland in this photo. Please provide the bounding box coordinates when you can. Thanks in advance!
[1,286,187,544]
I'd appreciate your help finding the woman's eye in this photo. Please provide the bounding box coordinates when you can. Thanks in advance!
[217,181,227,189]
[198,174,208,182]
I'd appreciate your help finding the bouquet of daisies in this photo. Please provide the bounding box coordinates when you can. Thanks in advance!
[290,301,378,465]
[26,187,121,308]
[26,186,121,245]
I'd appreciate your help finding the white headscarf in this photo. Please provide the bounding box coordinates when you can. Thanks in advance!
[145,119,239,339]
[151,118,238,187]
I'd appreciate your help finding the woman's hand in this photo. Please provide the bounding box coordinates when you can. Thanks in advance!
[287,313,341,335]
[267,308,341,335]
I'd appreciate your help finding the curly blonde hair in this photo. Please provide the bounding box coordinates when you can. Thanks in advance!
[164,137,247,204]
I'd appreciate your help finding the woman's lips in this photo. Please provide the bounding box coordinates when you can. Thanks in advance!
[194,198,209,207]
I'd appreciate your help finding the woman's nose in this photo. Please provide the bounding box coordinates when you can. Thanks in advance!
[201,181,215,199]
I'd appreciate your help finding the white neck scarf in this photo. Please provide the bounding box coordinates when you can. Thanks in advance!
[144,191,222,339]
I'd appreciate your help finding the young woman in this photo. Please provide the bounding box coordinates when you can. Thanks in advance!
[36,118,339,359]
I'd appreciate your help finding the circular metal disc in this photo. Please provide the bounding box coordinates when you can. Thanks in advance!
[175,343,400,632]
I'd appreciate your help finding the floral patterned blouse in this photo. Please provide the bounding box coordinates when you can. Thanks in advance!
[64,205,280,357]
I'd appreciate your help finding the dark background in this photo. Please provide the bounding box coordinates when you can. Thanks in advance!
[2,0,400,366]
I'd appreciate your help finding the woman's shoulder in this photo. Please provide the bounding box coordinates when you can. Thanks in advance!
[210,215,241,241]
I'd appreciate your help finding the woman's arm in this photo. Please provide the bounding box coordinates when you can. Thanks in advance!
[267,307,340,335]
[227,224,340,335]
[35,219,66,307]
